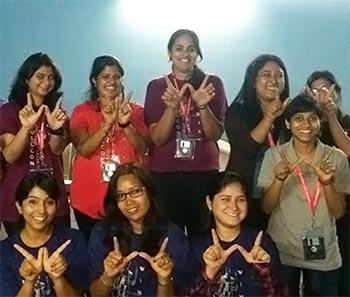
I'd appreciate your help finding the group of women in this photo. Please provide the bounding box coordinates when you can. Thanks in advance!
[0,28,349,297]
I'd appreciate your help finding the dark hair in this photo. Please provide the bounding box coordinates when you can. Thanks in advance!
[103,163,165,256]
[167,29,205,89]
[206,171,248,229]
[8,53,62,110]
[306,70,341,99]
[16,172,59,205]
[228,54,290,133]
[88,55,124,101]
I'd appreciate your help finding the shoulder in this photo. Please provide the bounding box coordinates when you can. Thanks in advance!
[130,102,144,112]
[72,101,96,114]
[147,77,167,89]
[0,102,20,114]
[208,74,223,85]
[0,234,20,252]
[319,141,347,160]
[226,101,243,118]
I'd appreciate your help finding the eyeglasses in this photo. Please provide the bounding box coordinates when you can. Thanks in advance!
[116,187,145,202]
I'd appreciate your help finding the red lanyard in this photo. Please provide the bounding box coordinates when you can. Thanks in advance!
[295,165,321,216]
[267,132,278,148]
[36,121,46,153]
[173,76,191,134]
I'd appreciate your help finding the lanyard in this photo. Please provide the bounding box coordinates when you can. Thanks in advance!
[267,131,279,148]
[295,165,321,216]
[101,125,116,159]
[173,76,191,135]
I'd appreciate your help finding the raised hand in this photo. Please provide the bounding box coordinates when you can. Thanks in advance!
[188,75,215,109]
[117,91,133,125]
[236,231,271,264]
[101,96,119,125]
[139,237,173,281]
[305,148,335,185]
[161,76,187,109]
[103,237,138,279]
[264,88,288,121]
[42,240,71,280]
[19,93,46,129]
[14,244,44,282]
[275,150,302,181]
[45,97,67,130]
[202,229,238,280]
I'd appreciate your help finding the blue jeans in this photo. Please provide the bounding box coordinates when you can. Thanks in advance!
[282,265,339,296]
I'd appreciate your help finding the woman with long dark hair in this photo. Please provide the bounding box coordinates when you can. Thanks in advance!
[0,53,70,236]
[144,29,228,236]
[0,172,88,296]
[88,163,188,297]
[225,54,290,230]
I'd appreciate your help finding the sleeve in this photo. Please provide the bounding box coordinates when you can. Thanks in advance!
[130,103,149,139]
[0,103,21,135]
[63,230,89,292]
[224,104,262,159]
[88,224,109,282]
[207,76,228,122]
[144,79,166,125]
[0,240,21,296]
[257,148,277,188]
[254,233,287,296]
[69,103,89,132]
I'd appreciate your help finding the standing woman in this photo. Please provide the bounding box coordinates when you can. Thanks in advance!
[225,54,290,230]
[88,163,188,297]
[70,55,148,242]
[305,70,350,297]
[144,29,228,236]
[0,53,70,235]
[0,172,88,296]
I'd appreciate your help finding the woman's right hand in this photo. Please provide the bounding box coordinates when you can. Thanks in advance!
[14,244,44,283]
[101,96,120,125]
[19,93,46,129]
[161,76,187,109]
[102,237,138,280]
[264,88,288,121]
[274,150,300,181]
[203,229,238,280]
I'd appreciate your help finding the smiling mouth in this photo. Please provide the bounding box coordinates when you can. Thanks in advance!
[33,216,46,222]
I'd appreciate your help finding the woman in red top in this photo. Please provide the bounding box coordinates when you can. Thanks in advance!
[70,55,148,242]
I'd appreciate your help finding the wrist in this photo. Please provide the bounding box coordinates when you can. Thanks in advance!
[49,127,64,136]
[275,175,287,182]
[198,105,208,111]
[157,276,173,286]
[204,267,219,280]
[318,177,334,186]
[101,273,114,287]
[101,122,112,134]
[118,121,131,129]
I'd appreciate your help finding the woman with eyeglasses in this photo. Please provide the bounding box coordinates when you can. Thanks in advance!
[144,29,228,237]
[88,163,188,297]
[70,55,148,242]
[0,53,70,236]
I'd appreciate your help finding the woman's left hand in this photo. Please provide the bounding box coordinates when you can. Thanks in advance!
[42,240,71,280]
[236,231,271,264]
[117,92,133,125]
[188,75,215,109]
[45,98,68,130]
[139,237,173,281]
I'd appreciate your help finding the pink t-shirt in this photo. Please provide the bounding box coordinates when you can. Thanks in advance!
[69,101,148,218]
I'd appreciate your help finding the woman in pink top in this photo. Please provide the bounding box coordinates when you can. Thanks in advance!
[70,56,148,242]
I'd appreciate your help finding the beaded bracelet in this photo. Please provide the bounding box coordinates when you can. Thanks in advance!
[100,275,113,287]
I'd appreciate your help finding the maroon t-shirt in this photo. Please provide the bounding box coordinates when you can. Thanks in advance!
[0,102,69,222]
[144,74,228,172]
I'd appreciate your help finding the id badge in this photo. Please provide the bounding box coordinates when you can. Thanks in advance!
[101,159,118,182]
[302,227,326,260]
[175,136,195,160]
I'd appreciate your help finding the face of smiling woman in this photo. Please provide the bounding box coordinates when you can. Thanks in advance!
[16,186,57,233]
[116,174,151,233]
[207,182,248,230]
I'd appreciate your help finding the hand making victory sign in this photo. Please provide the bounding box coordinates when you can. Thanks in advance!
[18,93,46,129]
[117,91,133,126]
[203,229,239,280]
[264,87,289,121]
[139,237,173,282]
[45,97,68,131]
[162,75,188,109]
[102,236,138,279]
[275,150,303,181]
[188,75,216,109]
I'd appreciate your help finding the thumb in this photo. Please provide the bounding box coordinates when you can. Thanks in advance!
[187,84,195,94]
[42,247,49,262]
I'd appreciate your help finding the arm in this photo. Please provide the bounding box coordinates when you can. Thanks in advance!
[322,183,346,219]
[326,115,350,156]
[250,116,275,144]
[89,273,114,297]
[149,107,177,146]
[121,124,148,154]
[198,106,224,141]
[2,129,31,163]
[52,276,81,297]
[48,127,70,155]
[16,280,36,297]
[157,277,175,297]
[262,179,285,214]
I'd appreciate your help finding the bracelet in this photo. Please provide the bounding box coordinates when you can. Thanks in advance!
[118,121,131,129]
[49,127,64,136]
[157,277,173,286]
[100,274,113,287]
[275,175,286,182]
[198,105,208,110]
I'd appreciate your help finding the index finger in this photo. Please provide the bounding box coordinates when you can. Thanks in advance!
[304,84,315,98]
[278,149,287,161]
[52,239,71,257]
[254,231,263,246]
[200,75,209,89]
[328,84,335,97]
[323,147,335,162]
[55,97,62,109]
[159,237,168,253]
[113,236,120,251]
[26,93,33,107]
[14,244,35,262]
[124,91,133,104]
[164,75,176,90]
[211,229,220,246]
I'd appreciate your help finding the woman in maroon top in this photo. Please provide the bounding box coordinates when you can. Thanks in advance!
[144,29,228,237]
[0,53,70,236]
[224,54,290,231]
